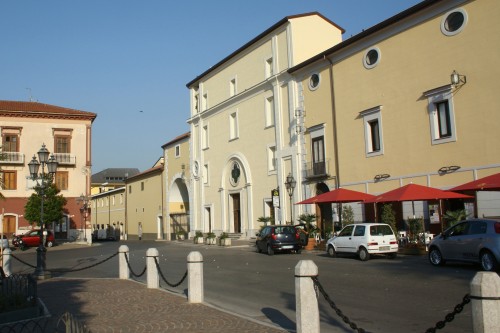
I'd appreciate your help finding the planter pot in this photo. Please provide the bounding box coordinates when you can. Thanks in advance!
[177,234,185,240]
[219,238,231,246]
[304,239,316,251]
[205,238,216,245]
[194,237,204,244]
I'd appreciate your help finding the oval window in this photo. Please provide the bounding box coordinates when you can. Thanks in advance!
[441,8,467,36]
[363,47,381,69]
[309,73,320,90]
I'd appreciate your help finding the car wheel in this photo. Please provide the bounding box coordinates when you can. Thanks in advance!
[358,247,370,261]
[296,248,302,254]
[267,245,274,256]
[429,247,445,266]
[46,240,54,248]
[480,250,498,271]
[387,252,397,259]
[327,246,336,258]
[256,245,262,253]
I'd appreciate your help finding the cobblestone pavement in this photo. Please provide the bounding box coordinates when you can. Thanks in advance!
[38,278,287,333]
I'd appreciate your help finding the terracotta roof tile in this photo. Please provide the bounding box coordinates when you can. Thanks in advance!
[0,100,97,120]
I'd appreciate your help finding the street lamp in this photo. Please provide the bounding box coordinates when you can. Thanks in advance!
[28,144,58,280]
[77,194,90,242]
[284,172,296,224]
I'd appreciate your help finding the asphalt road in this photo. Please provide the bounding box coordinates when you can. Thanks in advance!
[9,240,480,333]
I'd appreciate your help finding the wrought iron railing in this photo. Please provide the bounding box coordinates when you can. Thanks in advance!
[0,152,24,164]
[304,159,330,178]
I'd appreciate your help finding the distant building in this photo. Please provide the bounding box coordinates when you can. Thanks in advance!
[91,168,140,195]
[0,100,96,240]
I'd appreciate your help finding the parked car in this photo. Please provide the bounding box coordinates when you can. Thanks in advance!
[326,223,398,261]
[256,225,301,255]
[428,218,500,271]
[12,230,56,248]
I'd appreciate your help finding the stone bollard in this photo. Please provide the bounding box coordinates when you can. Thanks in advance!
[119,245,130,280]
[295,260,319,333]
[147,248,159,289]
[2,248,12,276]
[187,251,203,303]
[470,272,500,333]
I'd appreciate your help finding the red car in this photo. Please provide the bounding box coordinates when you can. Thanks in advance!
[12,230,56,248]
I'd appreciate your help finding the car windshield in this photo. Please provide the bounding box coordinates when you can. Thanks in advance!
[370,225,394,236]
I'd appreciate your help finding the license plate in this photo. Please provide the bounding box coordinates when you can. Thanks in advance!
[379,246,390,251]
[282,245,293,249]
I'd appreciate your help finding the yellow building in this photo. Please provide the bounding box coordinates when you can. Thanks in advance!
[187,13,345,238]
[90,187,125,241]
[0,100,96,241]
[290,0,500,233]
[162,132,190,240]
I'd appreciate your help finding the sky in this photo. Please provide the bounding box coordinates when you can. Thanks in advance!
[0,0,422,174]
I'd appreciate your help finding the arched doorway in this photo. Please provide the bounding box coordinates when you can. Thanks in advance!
[168,177,190,240]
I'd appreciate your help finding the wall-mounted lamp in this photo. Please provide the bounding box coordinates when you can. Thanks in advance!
[451,70,466,86]
[438,165,461,174]
[374,174,390,181]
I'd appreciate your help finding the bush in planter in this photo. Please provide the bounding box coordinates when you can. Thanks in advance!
[205,232,216,245]
[218,232,231,246]
[194,231,204,244]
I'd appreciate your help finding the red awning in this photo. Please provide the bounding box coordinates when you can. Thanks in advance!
[450,173,500,191]
[365,183,472,203]
[296,188,376,204]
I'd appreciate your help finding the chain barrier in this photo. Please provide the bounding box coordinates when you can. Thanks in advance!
[154,257,188,288]
[124,253,147,278]
[311,276,367,333]
[8,253,37,269]
[425,294,470,333]
[51,252,119,273]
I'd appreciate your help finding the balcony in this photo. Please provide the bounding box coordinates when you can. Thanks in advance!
[0,152,25,165]
[304,159,330,179]
[53,153,76,166]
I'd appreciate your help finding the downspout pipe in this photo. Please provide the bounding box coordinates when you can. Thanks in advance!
[324,55,340,189]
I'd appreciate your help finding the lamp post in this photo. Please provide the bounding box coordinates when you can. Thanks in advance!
[28,144,58,280]
[77,194,90,242]
[284,172,296,225]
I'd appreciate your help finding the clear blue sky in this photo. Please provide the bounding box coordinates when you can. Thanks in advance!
[0,0,421,173]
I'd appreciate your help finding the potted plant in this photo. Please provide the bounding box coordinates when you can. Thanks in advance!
[193,230,204,244]
[205,232,216,245]
[297,213,317,250]
[218,232,231,246]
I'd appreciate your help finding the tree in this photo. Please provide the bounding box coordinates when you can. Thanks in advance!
[443,209,468,228]
[381,204,397,234]
[24,182,67,228]
[341,205,354,228]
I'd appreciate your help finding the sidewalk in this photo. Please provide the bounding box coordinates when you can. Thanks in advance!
[38,278,286,333]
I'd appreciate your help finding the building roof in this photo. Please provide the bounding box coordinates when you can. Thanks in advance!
[161,132,190,149]
[125,165,163,182]
[186,12,344,88]
[91,168,141,184]
[0,100,97,121]
[289,0,439,73]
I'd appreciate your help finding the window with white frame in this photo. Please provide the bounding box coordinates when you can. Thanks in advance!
[202,125,209,149]
[425,86,456,144]
[265,57,273,78]
[267,145,276,172]
[229,111,239,140]
[265,96,275,127]
[230,77,237,97]
[175,144,180,157]
[360,106,384,157]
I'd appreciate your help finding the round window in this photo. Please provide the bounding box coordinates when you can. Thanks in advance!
[309,73,320,90]
[441,9,467,36]
[363,47,381,69]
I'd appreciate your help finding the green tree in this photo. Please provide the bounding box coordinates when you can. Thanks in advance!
[381,204,397,234]
[24,182,67,228]
[297,213,317,235]
[443,209,468,228]
[341,205,354,227]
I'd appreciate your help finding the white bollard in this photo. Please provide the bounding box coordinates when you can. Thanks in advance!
[2,248,11,276]
[146,248,159,289]
[187,251,203,303]
[295,260,319,333]
[119,245,130,280]
[470,272,500,333]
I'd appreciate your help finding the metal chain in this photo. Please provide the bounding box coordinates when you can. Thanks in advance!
[425,294,470,333]
[154,257,188,288]
[311,276,367,333]
[124,253,147,278]
[9,253,37,269]
[51,252,119,273]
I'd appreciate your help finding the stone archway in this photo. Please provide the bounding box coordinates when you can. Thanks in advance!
[168,177,190,240]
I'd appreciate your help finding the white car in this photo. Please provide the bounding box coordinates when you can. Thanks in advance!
[326,223,398,261]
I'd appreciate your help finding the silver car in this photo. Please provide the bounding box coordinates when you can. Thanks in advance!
[428,218,500,271]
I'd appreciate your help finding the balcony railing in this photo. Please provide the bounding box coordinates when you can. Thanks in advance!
[0,152,25,164]
[53,153,76,165]
[304,159,330,179]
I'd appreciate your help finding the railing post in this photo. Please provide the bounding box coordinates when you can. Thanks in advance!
[146,248,159,289]
[470,272,500,333]
[295,260,319,333]
[187,251,203,303]
[119,245,129,280]
[2,248,11,276]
